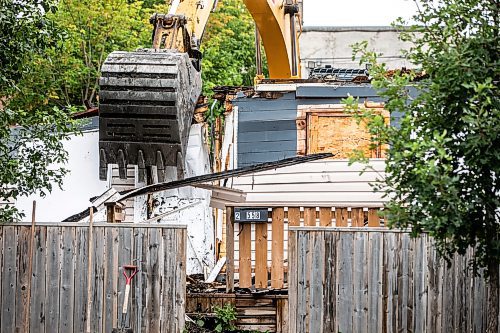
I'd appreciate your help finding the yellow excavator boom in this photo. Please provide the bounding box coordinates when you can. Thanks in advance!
[154,0,300,78]
[243,0,300,79]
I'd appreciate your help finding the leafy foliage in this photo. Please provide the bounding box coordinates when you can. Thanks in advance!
[40,0,156,108]
[23,0,258,104]
[0,0,77,220]
[0,0,61,90]
[201,0,266,96]
[344,0,499,274]
[1,0,260,221]
[184,304,268,332]
[213,304,237,332]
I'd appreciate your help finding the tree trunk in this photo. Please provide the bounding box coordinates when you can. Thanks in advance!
[486,263,499,333]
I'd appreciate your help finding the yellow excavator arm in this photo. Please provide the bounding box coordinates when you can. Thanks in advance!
[244,0,300,78]
[153,0,300,78]
[98,0,301,181]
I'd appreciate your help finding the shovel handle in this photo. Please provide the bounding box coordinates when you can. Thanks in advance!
[123,266,138,285]
[122,284,131,314]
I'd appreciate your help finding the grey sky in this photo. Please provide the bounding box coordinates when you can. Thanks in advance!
[303,0,417,26]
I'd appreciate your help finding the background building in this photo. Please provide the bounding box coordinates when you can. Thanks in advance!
[299,26,415,78]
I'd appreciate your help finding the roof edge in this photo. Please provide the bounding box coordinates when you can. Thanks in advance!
[302,26,400,32]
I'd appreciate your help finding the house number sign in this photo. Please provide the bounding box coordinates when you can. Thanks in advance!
[234,207,269,223]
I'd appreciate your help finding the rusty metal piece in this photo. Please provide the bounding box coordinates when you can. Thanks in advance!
[72,107,99,119]
[150,13,202,70]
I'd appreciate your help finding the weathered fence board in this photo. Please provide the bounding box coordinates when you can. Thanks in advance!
[60,227,76,333]
[0,227,3,331]
[0,222,187,333]
[73,225,88,333]
[289,228,499,333]
[227,205,385,291]
[15,227,30,333]
[33,227,48,332]
[1,226,17,333]
[146,227,161,332]
[46,227,61,332]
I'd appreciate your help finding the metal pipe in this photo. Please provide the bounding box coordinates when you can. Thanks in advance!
[255,23,263,76]
[290,14,298,77]
[209,99,217,168]
[168,0,181,15]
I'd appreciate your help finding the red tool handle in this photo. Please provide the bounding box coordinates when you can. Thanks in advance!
[123,265,138,285]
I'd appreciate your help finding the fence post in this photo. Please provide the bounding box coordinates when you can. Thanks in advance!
[287,208,300,333]
[25,201,36,329]
[226,207,234,293]
[271,207,285,289]
[85,208,94,333]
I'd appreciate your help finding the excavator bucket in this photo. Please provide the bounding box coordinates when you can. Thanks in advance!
[98,50,201,182]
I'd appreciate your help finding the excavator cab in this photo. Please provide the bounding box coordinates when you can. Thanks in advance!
[98,0,301,183]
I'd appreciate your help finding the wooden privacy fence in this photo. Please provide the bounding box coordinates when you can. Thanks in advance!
[225,205,385,292]
[288,227,499,333]
[0,222,186,333]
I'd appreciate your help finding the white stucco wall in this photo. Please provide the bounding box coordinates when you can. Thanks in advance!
[299,26,415,78]
[15,129,109,221]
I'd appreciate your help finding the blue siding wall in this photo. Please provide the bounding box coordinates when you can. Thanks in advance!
[236,93,298,167]
[235,85,404,167]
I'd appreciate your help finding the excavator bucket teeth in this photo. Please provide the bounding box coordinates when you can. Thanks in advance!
[98,50,201,180]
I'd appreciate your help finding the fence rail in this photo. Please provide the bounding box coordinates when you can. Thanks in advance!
[225,206,385,292]
[288,228,499,333]
[0,222,186,333]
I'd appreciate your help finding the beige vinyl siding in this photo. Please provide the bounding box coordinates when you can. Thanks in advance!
[229,159,386,274]
[231,159,386,205]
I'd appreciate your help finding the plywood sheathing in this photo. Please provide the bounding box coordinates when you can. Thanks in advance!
[297,103,389,158]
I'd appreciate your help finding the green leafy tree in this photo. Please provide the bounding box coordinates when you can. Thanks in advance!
[345,1,498,330]
[201,0,265,96]
[0,0,77,220]
[139,0,165,8]
[40,0,155,108]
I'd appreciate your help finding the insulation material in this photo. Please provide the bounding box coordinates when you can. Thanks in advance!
[134,124,214,275]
